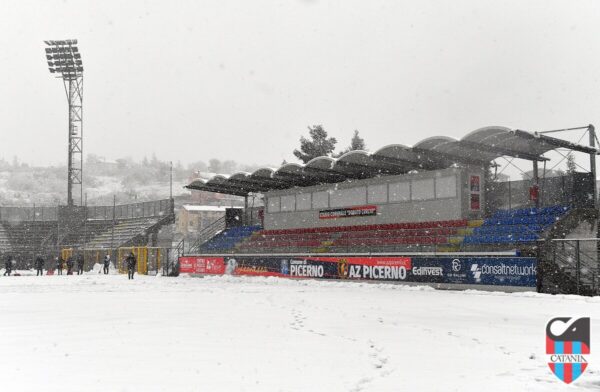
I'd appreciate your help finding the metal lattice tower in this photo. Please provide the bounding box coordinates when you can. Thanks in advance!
[44,39,84,206]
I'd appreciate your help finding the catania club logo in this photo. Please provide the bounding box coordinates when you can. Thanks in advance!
[546,317,590,384]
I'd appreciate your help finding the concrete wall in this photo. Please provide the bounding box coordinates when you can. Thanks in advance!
[263,167,485,230]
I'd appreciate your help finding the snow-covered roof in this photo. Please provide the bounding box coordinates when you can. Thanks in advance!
[182,205,228,212]
[185,125,599,196]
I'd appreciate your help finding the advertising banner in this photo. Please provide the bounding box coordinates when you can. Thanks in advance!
[179,256,225,274]
[319,205,377,220]
[220,256,537,287]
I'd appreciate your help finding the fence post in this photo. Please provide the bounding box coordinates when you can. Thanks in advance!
[508,181,512,210]
[575,240,581,295]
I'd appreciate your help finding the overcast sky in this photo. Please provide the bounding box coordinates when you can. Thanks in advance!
[1,0,599,174]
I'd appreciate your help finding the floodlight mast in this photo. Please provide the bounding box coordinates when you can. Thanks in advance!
[44,39,83,207]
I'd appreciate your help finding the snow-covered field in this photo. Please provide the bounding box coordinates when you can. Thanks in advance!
[0,274,599,392]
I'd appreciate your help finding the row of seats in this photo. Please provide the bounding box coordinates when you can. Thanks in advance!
[493,205,569,217]
[339,227,458,238]
[239,239,321,249]
[473,224,546,235]
[248,227,459,243]
[463,233,539,244]
[333,236,448,247]
[260,219,468,235]
[485,215,559,226]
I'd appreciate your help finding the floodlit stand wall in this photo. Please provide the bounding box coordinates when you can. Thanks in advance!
[263,167,485,230]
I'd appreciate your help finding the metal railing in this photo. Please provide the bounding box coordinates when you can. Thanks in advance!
[187,216,227,254]
[0,199,173,223]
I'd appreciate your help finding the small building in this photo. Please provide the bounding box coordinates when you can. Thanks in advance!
[177,205,227,236]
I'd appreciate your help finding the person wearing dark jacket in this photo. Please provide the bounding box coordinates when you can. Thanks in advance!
[126,252,136,280]
[76,254,84,275]
[4,255,13,276]
[55,256,64,275]
[103,254,111,275]
[35,256,45,276]
[66,256,74,275]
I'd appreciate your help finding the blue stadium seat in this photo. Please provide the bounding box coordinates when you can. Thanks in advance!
[463,205,569,247]
[200,225,262,252]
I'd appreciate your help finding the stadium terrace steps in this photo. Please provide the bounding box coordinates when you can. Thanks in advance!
[4,221,57,255]
[84,217,165,248]
[0,223,11,252]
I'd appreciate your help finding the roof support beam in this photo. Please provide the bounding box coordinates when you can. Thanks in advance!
[458,140,549,161]
[517,129,599,155]
[184,183,249,197]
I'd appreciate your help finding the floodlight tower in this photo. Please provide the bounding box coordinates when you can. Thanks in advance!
[44,39,84,206]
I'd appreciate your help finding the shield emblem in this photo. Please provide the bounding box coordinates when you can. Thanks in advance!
[546,317,590,384]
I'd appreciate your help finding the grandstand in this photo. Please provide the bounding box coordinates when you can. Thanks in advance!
[0,199,175,269]
[183,126,600,295]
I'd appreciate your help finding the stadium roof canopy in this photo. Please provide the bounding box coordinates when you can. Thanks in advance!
[185,126,598,197]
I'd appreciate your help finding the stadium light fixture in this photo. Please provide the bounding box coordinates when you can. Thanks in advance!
[43,39,84,207]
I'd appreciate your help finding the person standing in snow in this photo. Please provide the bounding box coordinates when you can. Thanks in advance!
[103,254,111,275]
[126,252,136,280]
[35,255,45,276]
[76,253,84,275]
[55,256,64,275]
[66,256,74,275]
[4,255,13,276]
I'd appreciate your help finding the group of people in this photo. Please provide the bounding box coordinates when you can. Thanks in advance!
[3,252,137,278]
[51,254,86,276]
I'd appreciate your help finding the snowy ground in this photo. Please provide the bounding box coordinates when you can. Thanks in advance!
[0,274,599,392]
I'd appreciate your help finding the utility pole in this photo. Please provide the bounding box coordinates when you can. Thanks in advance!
[83,193,88,265]
[111,195,116,262]
[589,124,597,208]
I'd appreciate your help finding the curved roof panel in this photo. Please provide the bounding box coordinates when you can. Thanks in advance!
[305,156,335,170]
[185,125,598,195]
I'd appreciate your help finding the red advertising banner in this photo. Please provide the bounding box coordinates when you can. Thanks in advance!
[179,257,225,274]
[319,205,377,220]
